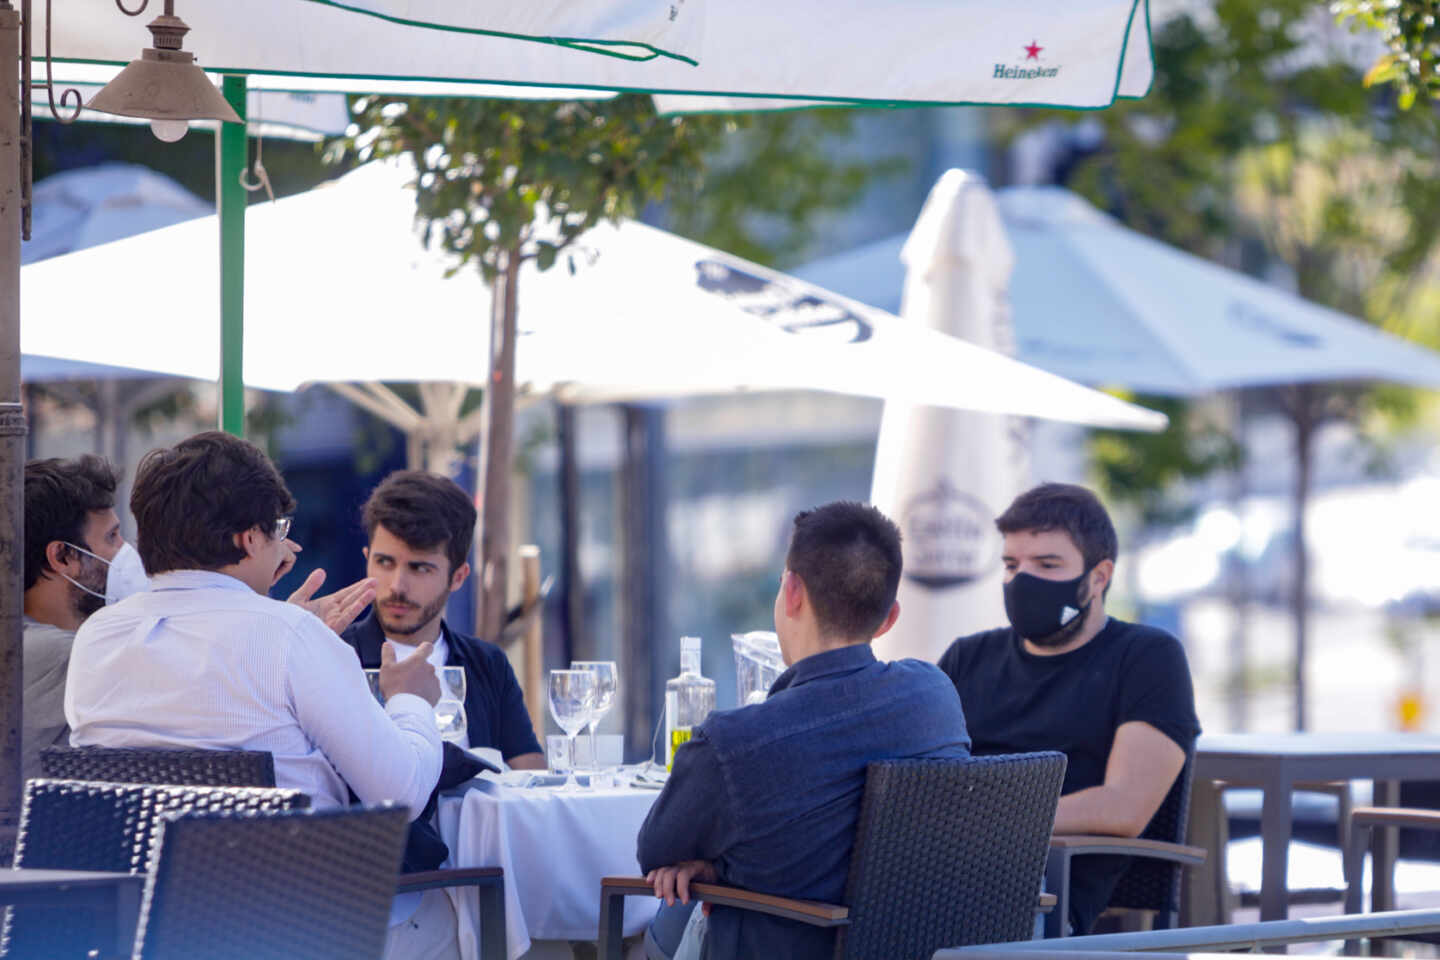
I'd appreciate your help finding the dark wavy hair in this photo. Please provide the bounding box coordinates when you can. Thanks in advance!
[23,455,119,591]
[785,501,903,642]
[130,432,297,576]
[995,483,1119,571]
[361,470,476,575]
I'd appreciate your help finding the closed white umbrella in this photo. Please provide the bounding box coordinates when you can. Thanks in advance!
[22,159,1166,431]
[45,0,1155,110]
[870,171,1023,663]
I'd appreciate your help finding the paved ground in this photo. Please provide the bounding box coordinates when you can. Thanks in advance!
[1221,838,1440,955]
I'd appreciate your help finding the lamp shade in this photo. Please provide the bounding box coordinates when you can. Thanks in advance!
[85,48,241,124]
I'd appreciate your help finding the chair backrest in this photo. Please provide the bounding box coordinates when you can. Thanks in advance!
[837,751,1067,960]
[1106,744,1197,918]
[5,779,307,959]
[15,778,308,872]
[40,745,277,788]
[134,805,410,960]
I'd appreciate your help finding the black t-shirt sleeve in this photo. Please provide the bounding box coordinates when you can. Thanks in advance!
[1116,630,1201,753]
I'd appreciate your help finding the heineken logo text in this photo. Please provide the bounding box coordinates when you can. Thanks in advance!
[996,40,1059,79]
[994,63,1061,79]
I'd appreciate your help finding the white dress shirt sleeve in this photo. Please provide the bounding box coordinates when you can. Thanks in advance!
[285,617,442,818]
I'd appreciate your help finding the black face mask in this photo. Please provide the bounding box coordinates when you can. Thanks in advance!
[1003,570,1091,645]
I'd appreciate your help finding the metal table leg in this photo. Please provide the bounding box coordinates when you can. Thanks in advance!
[1259,765,1294,924]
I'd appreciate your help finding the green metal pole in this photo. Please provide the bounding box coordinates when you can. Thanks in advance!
[217,76,247,436]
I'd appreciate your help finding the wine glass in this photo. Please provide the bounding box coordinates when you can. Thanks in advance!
[548,669,596,790]
[435,666,469,746]
[362,668,384,705]
[570,660,617,775]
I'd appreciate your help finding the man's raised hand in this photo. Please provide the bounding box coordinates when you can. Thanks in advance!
[287,568,377,635]
[379,640,442,706]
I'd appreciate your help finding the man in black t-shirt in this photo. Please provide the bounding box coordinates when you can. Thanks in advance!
[937,483,1200,936]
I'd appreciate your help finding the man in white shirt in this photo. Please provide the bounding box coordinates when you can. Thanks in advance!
[66,430,444,815]
[22,455,125,783]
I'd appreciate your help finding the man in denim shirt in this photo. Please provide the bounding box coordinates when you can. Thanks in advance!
[637,501,972,960]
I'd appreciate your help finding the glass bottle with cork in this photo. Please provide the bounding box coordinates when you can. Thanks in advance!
[664,635,716,770]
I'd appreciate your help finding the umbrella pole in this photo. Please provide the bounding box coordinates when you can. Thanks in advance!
[0,3,24,848]
[217,75,247,435]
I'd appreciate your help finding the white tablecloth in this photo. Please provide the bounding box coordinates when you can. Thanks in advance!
[436,780,661,960]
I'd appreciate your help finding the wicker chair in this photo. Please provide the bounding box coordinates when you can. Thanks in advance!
[40,745,276,787]
[1044,746,1206,937]
[5,778,309,959]
[42,744,506,958]
[599,751,1067,960]
[133,805,409,960]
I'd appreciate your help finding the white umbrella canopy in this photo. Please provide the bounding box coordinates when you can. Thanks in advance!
[32,76,354,141]
[22,159,1166,431]
[43,61,618,104]
[796,185,1440,395]
[46,0,1155,110]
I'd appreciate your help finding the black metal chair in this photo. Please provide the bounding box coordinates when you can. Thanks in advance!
[134,805,409,960]
[600,751,1068,960]
[1044,747,1206,937]
[42,744,506,958]
[5,778,309,958]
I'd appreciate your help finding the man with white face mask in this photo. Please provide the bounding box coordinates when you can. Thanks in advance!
[22,455,125,782]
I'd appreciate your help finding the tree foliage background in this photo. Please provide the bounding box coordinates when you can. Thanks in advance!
[1334,0,1440,108]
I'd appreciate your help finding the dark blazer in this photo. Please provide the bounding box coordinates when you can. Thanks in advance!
[342,611,543,761]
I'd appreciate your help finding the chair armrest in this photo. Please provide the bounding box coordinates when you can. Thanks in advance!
[1050,835,1207,865]
[599,876,850,927]
[396,867,503,894]
[1351,807,1440,831]
[1037,892,1056,914]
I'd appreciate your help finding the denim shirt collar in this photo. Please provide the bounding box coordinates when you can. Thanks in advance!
[769,642,877,696]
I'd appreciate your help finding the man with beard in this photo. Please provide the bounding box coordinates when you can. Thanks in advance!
[21,455,125,782]
[937,483,1199,936]
[343,470,544,770]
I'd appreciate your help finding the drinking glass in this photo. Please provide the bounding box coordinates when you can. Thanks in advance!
[548,669,596,791]
[570,660,617,775]
[363,668,384,704]
[435,666,468,746]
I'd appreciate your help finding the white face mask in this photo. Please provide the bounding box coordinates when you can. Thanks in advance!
[103,541,150,604]
[56,540,110,619]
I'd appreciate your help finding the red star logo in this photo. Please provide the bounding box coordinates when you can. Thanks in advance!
[1024,41,1043,60]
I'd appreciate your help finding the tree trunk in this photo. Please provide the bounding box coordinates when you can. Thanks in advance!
[476,249,521,642]
[1289,386,1316,732]
[1225,392,1251,732]
[557,402,584,665]
[618,405,668,764]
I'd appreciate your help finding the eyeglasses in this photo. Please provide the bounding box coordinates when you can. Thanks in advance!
[272,516,293,541]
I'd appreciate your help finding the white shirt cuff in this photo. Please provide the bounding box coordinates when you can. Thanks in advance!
[384,692,433,718]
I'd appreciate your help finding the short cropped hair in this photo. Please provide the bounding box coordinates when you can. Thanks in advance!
[995,483,1119,570]
[129,431,297,576]
[361,470,476,575]
[785,501,903,642]
[23,455,119,591]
